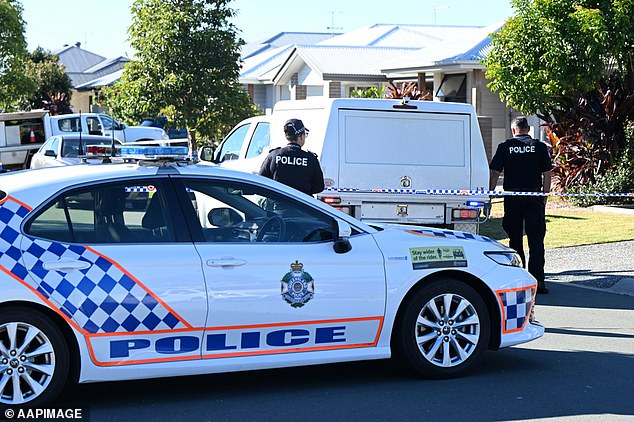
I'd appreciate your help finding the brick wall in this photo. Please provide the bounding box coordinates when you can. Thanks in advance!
[478,116,493,161]
[328,81,341,98]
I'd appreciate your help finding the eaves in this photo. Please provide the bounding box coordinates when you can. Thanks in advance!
[322,74,389,82]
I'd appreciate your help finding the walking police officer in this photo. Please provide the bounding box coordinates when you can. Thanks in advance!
[489,117,552,294]
[259,118,325,196]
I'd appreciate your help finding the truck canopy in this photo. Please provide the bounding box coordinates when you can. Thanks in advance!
[270,98,488,192]
[0,110,48,122]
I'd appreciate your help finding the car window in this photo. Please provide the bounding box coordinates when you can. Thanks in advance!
[38,137,55,153]
[99,114,114,130]
[180,179,334,243]
[245,122,270,159]
[46,137,60,154]
[86,117,102,135]
[217,124,250,162]
[58,118,81,132]
[25,180,176,244]
[60,138,119,158]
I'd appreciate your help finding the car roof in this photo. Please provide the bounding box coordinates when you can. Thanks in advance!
[0,162,375,232]
[2,163,158,198]
[57,134,118,141]
[4,162,246,192]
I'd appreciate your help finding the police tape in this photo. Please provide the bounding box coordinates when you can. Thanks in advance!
[323,187,634,198]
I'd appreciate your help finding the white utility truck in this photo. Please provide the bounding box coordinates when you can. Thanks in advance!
[0,111,168,170]
[0,110,49,171]
[214,98,490,232]
[47,113,168,143]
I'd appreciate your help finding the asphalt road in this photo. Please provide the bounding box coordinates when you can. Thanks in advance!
[54,282,634,422]
[545,240,634,296]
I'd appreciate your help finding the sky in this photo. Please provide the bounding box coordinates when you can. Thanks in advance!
[21,0,515,59]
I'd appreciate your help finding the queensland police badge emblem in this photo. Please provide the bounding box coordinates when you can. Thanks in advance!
[281,261,314,308]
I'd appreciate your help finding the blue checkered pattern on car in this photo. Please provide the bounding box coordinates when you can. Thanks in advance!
[0,198,186,334]
[125,186,152,193]
[407,228,505,246]
[498,288,534,332]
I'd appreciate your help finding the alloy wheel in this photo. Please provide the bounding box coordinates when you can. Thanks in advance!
[414,293,481,367]
[0,322,56,405]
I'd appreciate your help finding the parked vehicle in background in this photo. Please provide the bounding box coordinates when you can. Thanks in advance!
[140,116,188,139]
[213,115,270,170]
[48,113,168,143]
[212,99,490,233]
[29,134,122,169]
[0,110,50,170]
[0,111,169,171]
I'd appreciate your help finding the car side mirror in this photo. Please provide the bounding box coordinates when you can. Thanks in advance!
[44,150,56,157]
[333,219,352,254]
[198,146,214,162]
[209,207,243,227]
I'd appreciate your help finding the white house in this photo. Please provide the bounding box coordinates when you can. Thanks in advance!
[53,43,129,113]
[240,24,484,114]
[240,23,530,158]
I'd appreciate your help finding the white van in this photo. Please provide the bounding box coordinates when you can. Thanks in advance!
[215,98,490,232]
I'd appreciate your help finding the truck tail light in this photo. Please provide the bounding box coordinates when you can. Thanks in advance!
[452,208,479,220]
[320,197,350,215]
[321,197,341,205]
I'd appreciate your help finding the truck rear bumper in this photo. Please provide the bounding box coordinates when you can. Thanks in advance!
[317,192,489,227]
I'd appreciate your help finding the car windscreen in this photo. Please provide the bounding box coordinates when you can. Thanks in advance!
[61,138,120,157]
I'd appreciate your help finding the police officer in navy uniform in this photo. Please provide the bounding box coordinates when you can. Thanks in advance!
[259,118,325,196]
[489,117,552,294]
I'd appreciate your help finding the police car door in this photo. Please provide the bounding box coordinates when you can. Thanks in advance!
[173,177,386,360]
[21,178,207,366]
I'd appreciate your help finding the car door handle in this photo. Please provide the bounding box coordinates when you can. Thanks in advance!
[43,259,91,271]
[206,257,247,268]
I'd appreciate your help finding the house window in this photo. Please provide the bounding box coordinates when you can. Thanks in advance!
[436,74,467,103]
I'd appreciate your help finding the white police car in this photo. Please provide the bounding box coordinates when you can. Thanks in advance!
[0,147,543,407]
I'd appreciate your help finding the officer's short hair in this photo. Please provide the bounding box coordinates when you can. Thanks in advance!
[511,116,530,132]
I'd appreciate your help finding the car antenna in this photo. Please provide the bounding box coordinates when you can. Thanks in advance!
[110,114,117,160]
[100,113,115,164]
[78,110,83,159]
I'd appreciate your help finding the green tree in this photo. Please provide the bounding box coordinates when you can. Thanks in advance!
[104,0,257,148]
[21,47,73,114]
[485,0,628,115]
[0,0,35,111]
[485,0,634,189]
[350,87,385,98]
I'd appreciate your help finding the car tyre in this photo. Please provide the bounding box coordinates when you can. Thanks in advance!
[0,308,69,408]
[395,278,490,378]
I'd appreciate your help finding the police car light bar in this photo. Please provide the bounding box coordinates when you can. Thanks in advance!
[119,146,189,161]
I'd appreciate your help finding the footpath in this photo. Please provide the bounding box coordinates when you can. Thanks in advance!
[544,205,634,297]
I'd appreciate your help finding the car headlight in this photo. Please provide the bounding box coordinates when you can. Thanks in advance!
[484,251,523,267]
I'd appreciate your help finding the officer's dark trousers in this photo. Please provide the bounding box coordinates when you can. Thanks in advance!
[502,196,546,282]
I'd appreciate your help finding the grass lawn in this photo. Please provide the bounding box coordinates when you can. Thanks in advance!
[479,199,634,249]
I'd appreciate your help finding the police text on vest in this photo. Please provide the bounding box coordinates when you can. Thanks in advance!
[276,156,308,166]
[510,146,535,154]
